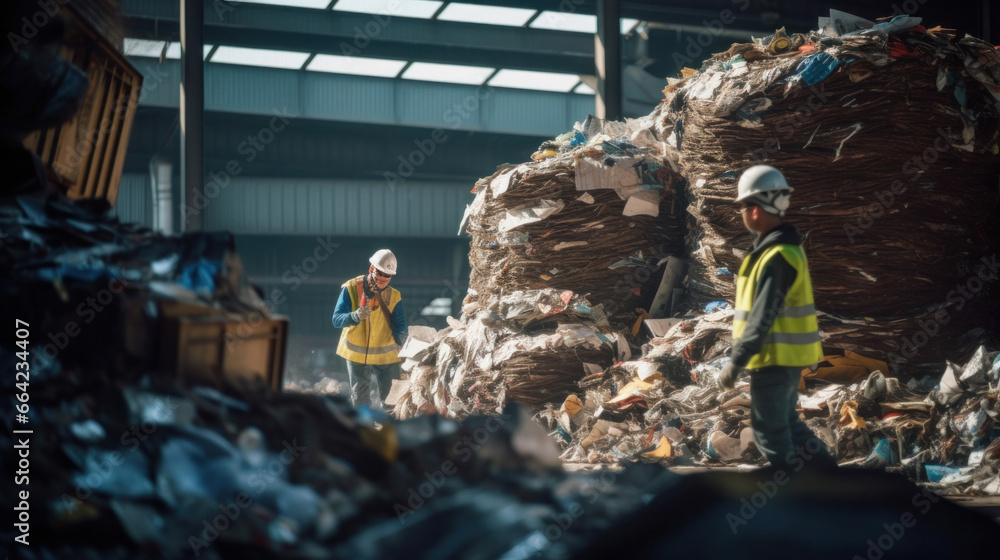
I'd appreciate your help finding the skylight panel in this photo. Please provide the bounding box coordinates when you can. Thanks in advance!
[402,62,495,85]
[308,54,408,77]
[124,38,166,58]
[164,43,214,60]
[436,3,535,27]
[621,18,640,33]
[530,13,641,34]
[488,69,580,92]
[125,39,213,60]
[231,0,332,8]
[333,0,442,19]
[210,46,311,69]
[530,11,595,33]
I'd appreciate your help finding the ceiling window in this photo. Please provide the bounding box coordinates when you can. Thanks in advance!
[436,3,536,26]
[333,0,442,19]
[402,62,495,85]
[488,69,581,92]
[531,12,641,34]
[124,38,212,60]
[210,46,311,69]
[307,54,408,77]
[231,0,333,8]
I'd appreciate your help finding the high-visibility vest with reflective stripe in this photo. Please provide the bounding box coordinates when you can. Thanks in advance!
[336,276,402,365]
[734,244,822,368]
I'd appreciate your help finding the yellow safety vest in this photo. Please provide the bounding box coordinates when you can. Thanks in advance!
[336,276,402,365]
[734,244,822,368]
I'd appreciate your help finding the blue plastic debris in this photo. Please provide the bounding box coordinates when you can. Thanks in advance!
[861,438,898,468]
[853,14,923,36]
[796,53,852,86]
[925,464,962,483]
[704,301,732,313]
[179,258,219,295]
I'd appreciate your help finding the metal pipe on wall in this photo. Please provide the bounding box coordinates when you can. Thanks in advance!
[150,159,173,235]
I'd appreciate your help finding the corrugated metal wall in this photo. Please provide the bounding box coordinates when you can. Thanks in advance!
[112,174,472,238]
[113,172,154,227]
[133,60,595,137]
[204,177,472,237]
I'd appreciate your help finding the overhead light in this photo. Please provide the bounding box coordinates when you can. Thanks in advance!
[308,54,408,77]
[436,3,536,27]
[488,69,580,92]
[402,62,495,85]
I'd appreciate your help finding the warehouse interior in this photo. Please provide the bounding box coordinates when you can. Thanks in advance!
[3,0,1000,558]
[111,0,1000,386]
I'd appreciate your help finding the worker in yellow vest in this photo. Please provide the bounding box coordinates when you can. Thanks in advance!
[717,165,834,471]
[333,249,407,409]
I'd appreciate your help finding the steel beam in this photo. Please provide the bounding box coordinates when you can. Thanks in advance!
[179,0,204,231]
[122,0,595,74]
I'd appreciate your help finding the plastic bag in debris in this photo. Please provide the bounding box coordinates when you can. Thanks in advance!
[931,346,995,406]
[795,52,852,86]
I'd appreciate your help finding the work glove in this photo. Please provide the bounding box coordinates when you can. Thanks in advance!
[716,362,741,391]
[352,305,372,323]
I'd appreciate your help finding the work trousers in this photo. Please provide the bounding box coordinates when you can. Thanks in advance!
[345,360,400,410]
[749,365,836,471]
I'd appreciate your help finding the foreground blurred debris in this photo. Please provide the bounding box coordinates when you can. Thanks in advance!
[0,355,672,559]
[575,466,998,560]
[1,187,287,389]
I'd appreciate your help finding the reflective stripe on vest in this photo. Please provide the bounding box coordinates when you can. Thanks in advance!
[336,276,402,365]
[733,244,822,368]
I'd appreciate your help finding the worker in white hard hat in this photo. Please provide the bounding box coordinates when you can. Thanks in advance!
[332,249,407,409]
[717,165,834,471]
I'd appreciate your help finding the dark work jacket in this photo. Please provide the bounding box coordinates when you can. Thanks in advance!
[729,222,802,369]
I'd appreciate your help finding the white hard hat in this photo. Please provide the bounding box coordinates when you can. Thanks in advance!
[369,249,397,275]
[736,165,793,203]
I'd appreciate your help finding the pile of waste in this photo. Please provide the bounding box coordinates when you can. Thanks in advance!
[0,348,671,559]
[659,12,1000,363]
[1,189,274,378]
[392,289,630,418]
[463,114,686,327]
[394,116,690,418]
[534,307,1000,494]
